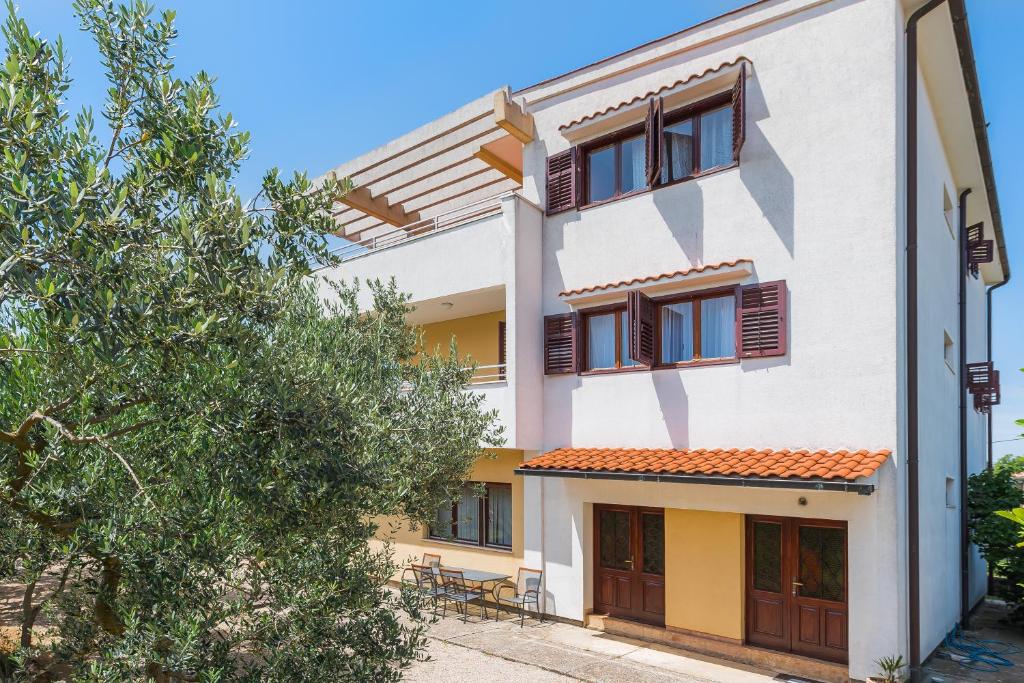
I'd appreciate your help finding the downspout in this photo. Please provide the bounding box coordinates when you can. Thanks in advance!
[905,0,950,677]
[958,188,971,630]
[986,277,1010,469]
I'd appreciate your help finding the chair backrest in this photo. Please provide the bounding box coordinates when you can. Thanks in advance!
[422,553,441,569]
[410,564,436,590]
[439,567,466,592]
[517,567,543,595]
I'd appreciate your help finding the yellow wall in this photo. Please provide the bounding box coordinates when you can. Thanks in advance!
[373,448,524,579]
[664,509,745,640]
[419,311,505,367]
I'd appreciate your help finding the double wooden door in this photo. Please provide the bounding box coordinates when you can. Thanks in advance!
[746,516,848,663]
[594,505,665,626]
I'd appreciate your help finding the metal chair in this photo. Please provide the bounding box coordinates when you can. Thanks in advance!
[438,568,487,622]
[496,567,543,627]
[401,563,446,612]
[421,552,441,569]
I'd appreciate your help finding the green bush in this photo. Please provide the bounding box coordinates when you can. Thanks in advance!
[968,468,1024,615]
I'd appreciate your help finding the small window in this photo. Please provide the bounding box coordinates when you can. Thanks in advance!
[661,119,695,183]
[945,476,956,509]
[583,308,637,370]
[658,293,736,365]
[943,330,955,373]
[586,132,645,203]
[943,186,955,239]
[660,100,735,184]
[431,482,512,549]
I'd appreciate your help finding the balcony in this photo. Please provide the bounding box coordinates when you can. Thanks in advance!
[317,193,543,452]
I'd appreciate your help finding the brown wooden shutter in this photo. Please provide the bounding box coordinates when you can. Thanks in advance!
[731,63,747,162]
[645,97,664,187]
[546,148,578,214]
[627,290,655,366]
[735,280,786,358]
[966,222,993,276]
[544,312,578,375]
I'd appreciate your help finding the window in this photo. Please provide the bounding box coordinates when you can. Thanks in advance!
[658,292,736,365]
[586,131,645,203]
[946,476,956,509]
[943,185,955,239]
[660,96,735,185]
[944,330,955,373]
[430,482,512,549]
[583,307,639,370]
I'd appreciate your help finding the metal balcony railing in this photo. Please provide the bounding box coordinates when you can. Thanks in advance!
[466,363,507,385]
[328,191,513,262]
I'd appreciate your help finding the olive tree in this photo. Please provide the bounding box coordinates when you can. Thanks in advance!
[0,1,499,679]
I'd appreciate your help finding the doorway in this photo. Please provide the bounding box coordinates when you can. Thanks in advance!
[746,515,848,663]
[593,505,665,626]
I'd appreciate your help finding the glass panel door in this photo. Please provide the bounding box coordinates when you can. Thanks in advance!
[640,513,664,575]
[752,521,783,593]
[598,509,632,570]
[797,526,846,602]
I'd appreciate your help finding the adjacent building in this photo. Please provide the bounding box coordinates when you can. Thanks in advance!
[315,0,1009,679]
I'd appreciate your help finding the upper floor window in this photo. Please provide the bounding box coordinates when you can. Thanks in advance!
[554,68,746,214]
[660,292,736,364]
[586,131,646,204]
[584,307,639,370]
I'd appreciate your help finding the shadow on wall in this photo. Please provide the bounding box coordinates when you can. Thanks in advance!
[652,370,690,449]
[739,39,794,257]
[652,175,704,266]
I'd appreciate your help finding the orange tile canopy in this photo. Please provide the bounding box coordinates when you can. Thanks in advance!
[558,259,752,298]
[518,447,891,482]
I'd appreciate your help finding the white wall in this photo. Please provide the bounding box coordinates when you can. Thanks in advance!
[913,60,993,654]
[523,0,899,456]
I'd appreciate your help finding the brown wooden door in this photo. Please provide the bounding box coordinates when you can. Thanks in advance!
[594,505,665,626]
[746,516,848,664]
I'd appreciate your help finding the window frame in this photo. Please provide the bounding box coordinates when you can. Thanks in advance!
[428,481,513,550]
[579,90,737,210]
[579,285,740,375]
[579,304,644,374]
[653,285,740,368]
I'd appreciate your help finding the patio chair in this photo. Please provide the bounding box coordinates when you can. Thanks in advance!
[496,567,543,627]
[421,552,441,569]
[401,563,446,612]
[438,568,487,622]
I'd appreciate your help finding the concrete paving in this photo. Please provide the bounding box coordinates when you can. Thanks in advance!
[404,604,778,682]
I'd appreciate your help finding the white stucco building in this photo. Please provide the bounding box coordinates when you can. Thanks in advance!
[315,1,1009,680]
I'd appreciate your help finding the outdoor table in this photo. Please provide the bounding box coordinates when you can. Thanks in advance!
[431,566,511,606]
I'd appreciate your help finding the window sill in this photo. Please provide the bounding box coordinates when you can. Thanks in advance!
[580,357,738,376]
[425,537,514,555]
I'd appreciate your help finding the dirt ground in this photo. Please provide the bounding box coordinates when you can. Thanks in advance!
[921,600,1024,683]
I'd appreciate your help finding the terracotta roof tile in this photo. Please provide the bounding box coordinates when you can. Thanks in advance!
[559,259,752,298]
[559,57,751,131]
[519,447,891,482]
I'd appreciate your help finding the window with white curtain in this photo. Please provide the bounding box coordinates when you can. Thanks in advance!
[431,482,513,549]
[619,134,645,194]
[657,293,736,364]
[584,308,636,370]
[699,106,734,171]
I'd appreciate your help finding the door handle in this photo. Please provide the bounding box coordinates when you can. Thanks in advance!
[624,559,633,567]
[792,580,803,597]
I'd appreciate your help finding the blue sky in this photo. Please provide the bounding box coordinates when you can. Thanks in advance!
[10,1,1023,458]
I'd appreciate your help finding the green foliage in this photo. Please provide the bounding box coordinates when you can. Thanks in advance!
[967,468,1024,613]
[996,508,1024,547]
[994,454,1024,475]
[873,654,906,682]
[0,1,500,680]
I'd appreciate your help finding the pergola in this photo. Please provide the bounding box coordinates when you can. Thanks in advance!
[321,87,533,245]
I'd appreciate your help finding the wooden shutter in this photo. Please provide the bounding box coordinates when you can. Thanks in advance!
[731,63,747,162]
[627,290,655,366]
[544,313,578,375]
[736,280,786,358]
[645,97,664,187]
[966,222,993,276]
[546,148,578,214]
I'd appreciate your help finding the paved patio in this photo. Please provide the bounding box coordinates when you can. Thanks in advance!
[403,603,776,683]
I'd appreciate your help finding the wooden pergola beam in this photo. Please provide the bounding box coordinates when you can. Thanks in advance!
[493,88,535,144]
[474,147,523,185]
[336,185,420,228]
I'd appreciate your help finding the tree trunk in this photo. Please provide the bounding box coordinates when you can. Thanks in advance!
[20,579,37,648]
